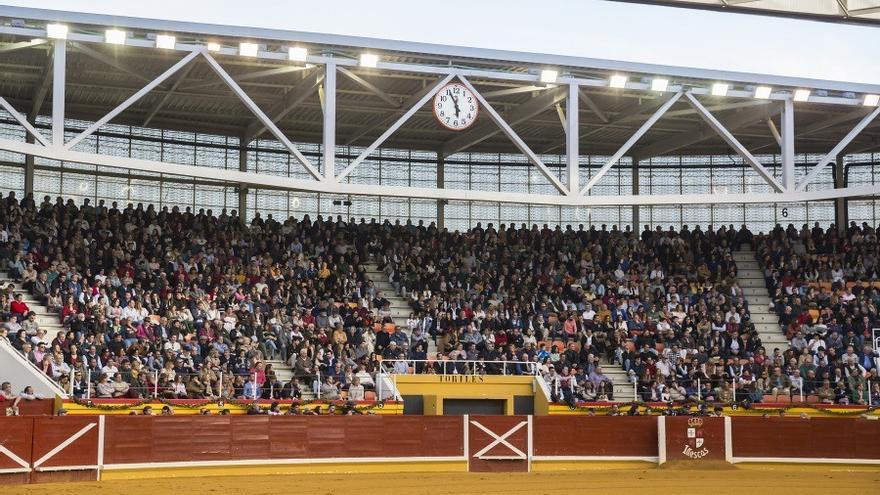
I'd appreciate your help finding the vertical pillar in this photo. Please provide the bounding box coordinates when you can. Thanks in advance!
[24,132,34,195]
[437,152,445,229]
[834,155,847,233]
[51,39,65,146]
[780,98,795,191]
[322,61,337,181]
[632,156,640,233]
[565,83,579,194]
[238,139,248,223]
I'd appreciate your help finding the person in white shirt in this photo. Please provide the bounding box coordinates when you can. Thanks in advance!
[348,377,365,401]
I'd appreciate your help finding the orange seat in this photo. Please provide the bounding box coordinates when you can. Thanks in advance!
[773,396,792,405]
[655,343,665,354]
[364,391,377,401]
[808,309,820,324]
[806,395,819,404]
[624,341,636,353]
[551,340,564,352]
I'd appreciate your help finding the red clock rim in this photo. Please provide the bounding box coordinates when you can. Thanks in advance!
[432,82,479,131]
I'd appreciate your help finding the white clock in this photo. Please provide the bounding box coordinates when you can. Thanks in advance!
[433,82,479,131]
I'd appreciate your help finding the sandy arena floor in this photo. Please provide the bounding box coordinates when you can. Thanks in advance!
[6,467,880,495]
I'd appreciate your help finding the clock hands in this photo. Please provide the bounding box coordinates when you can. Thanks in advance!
[450,94,461,118]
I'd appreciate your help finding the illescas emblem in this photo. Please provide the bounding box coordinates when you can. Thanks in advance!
[682,417,710,459]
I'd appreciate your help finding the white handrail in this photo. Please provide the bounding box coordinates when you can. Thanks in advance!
[380,358,539,375]
[0,338,68,398]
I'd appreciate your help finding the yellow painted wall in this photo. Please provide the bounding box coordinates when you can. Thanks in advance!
[394,375,541,415]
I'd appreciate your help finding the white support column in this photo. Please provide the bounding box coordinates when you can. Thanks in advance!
[781,98,795,191]
[632,156,640,233]
[437,152,445,230]
[565,83,579,195]
[323,61,337,181]
[51,39,65,146]
[238,139,248,222]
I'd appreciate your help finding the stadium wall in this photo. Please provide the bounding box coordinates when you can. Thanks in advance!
[1,415,879,484]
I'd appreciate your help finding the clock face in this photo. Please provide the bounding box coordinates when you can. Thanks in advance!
[433,82,479,131]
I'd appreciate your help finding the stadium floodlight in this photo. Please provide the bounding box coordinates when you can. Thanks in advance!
[46,23,68,40]
[863,94,880,107]
[155,35,176,49]
[609,74,627,88]
[540,69,558,84]
[754,86,772,99]
[793,89,811,102]
[239,42,259,57]
[711,82,729,96]
[651,78,669,92]
[359,53,379,68]
[104,29,126,45]
[206,42,222,52]
[288,46,308,62]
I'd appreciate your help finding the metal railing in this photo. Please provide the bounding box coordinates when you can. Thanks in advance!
[379,358,540,376]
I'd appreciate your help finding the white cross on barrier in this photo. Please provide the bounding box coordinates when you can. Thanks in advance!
[470,420,528,460]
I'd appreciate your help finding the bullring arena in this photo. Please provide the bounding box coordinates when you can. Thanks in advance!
[1,1,880,493]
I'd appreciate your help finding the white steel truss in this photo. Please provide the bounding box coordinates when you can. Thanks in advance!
[0,33,877,209]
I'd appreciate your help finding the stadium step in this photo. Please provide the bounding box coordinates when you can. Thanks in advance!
[736,252,789,352]
[362,261,431,357]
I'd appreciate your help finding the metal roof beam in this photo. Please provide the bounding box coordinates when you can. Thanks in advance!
[201,51,322,180]
[441,85,567,157]
[243,68,323,142]
[636,100,779,158]
[69,42,153,84]
[458,75,568,194]
[141,61,196,127]
[0,39,47,53]
[343,77,444,145]
[178,65,312,91]
[849,5,880,15]
[684,92,784,192]
[577,88,609,123]
[27,47,53,121]
[581,91,682,195]
[338,67,400,109]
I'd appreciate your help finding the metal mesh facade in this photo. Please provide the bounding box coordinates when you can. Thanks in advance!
[0,113,861,234]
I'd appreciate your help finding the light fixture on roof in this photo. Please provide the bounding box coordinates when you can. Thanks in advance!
[206,42,222,52]
[793,89,811,102]
[288,46,308,62]
[651,78,669,92]
[359,53,379,68]
[239,42,259,57]
[863,94,879,107]
[155,34,176,49]
[540,69,558,84]
[609,74,628,89]
[754,86,772,99]
[711,82,729,96]
[30,38,45,45]
[104,29,126,45]
[46,23,68,40]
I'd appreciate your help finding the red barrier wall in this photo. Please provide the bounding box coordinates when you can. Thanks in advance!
[731,417,880,460]
[662,416,726,463]
[533,416,657,457]
[2,415,880,484]
[103,415,464,465]
[0,399,54,416]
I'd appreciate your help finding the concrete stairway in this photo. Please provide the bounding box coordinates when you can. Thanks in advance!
[732,250,791,352]
[361,262,439,356]
[0,271,66,338]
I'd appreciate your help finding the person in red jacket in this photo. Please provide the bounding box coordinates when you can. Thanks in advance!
[9,293,30,321]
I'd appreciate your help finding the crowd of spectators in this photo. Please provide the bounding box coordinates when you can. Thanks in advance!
[0,191,399,402]
[1,189,878,408]
[377,221,775,403]
[758,222,880,405]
